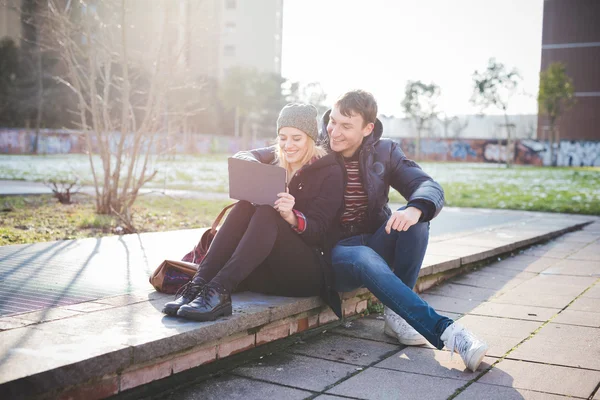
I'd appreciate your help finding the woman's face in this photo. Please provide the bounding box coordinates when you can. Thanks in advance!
[278,127,310,167]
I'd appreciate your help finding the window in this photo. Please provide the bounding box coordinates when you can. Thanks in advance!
[224,45,235,57]
[225,0,236,10]
[225,22,236,34]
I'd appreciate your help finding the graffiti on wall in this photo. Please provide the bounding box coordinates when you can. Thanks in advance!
[397,138,600,166]
[1,129,598,166]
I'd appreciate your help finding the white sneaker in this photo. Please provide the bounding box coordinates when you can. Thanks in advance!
[383,306,428,346]
[441,322,489,372]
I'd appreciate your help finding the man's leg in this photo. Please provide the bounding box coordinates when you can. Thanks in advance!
[367,209,429,289]
[332,243,452,349]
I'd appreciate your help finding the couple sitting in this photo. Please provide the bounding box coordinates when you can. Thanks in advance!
[162,90,489,372]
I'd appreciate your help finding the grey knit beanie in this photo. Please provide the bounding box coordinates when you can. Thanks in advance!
[276,103,319,141]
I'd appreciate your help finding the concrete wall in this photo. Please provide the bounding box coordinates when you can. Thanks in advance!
[0,129,271,156]
[395,138,600,167]
[1,129,599,167]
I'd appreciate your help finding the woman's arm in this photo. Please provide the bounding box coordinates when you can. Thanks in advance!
[297,165,344,246]
[233,146,277,164]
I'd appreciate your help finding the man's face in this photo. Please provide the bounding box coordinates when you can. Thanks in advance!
[326,106,374,158]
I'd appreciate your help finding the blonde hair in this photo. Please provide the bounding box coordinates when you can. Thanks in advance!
[275,137,327,177]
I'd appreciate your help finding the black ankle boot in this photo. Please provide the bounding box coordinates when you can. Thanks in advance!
[176,282,232,321]
[162,278,207,316]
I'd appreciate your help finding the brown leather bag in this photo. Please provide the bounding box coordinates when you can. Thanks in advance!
[150,202,237,293]
[149,260,199,294]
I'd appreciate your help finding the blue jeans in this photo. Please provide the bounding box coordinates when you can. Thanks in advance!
[332,216,453,349]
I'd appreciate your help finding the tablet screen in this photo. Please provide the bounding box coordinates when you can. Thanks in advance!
[228,157,287,205]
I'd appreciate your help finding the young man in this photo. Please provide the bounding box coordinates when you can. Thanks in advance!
[321,90,488,372]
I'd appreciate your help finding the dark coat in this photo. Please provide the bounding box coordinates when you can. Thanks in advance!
[234,148,344,317]
[320,109,445,233]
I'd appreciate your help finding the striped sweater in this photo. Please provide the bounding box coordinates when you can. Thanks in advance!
[340,158,369,238]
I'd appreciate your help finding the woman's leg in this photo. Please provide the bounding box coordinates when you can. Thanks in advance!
[163,200,255,315]
[209,204,317,293]
[178,205,323,321]
[194,200,257,282]
[239,220,322,297]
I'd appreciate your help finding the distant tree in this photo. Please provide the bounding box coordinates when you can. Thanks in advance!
[470,57,521,167]
[0,37,20,126]
[401,80,440,160]
[219,67,291,143]
[282,80,328,119]
[538,62,575,167]
[450,116,469,138]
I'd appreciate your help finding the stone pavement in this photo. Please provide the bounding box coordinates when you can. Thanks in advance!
[149,221,600,400]
[0,209,598,399]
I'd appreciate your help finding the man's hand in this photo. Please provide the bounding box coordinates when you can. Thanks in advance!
[385,207,422,234]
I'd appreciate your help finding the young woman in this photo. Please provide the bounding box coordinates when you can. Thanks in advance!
[163,103,344,321]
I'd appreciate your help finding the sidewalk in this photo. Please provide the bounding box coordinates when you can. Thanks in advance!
[0,209,598,399]
[0,179,230,199]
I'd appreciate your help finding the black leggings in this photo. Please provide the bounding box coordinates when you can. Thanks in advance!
[196,201,323,296]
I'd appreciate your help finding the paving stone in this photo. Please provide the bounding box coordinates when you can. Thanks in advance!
[469,266,539,281]
[375,346,496,380]
[159,374,312,400]
[487,255,559,274]
[9,307,83,323]
[510,323,600,370]
[553,309,600,327]
[567,248,600,262]
[232,353,357,392]
[583,284,600,299]
[0,317,31,330]
[425,283,499,302]
[508,274,596,297]
[521,247,572,259]
[326,367,464,400]
[286,333,399,366]
[420,294,484,315]
[478,358,600,398]
[314,396,349,400]
[467,302,559,322]
[60,301,115,313]
[553,232,600,244]
[541,259,600,277]
[455,382,572,400]
[490,289,574,309]
[451,273,527,291]
[331,316,398,345]
[568,297,599,313]
[532,240,589,253]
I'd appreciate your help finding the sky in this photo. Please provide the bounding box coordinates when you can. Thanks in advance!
[281,0,544,117]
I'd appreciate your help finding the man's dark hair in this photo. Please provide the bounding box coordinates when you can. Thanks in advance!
[334,90,378,127]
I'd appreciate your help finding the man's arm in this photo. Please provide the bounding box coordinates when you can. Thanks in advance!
[387,141,444,222]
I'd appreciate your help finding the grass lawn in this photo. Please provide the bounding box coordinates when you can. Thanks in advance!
[1,154,598,245]
[0,194,232,246]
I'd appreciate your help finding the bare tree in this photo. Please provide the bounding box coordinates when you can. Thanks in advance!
[401,80,440,160]
[470,58,521,167]
[46,0,192,231]
[450,116,469,138]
